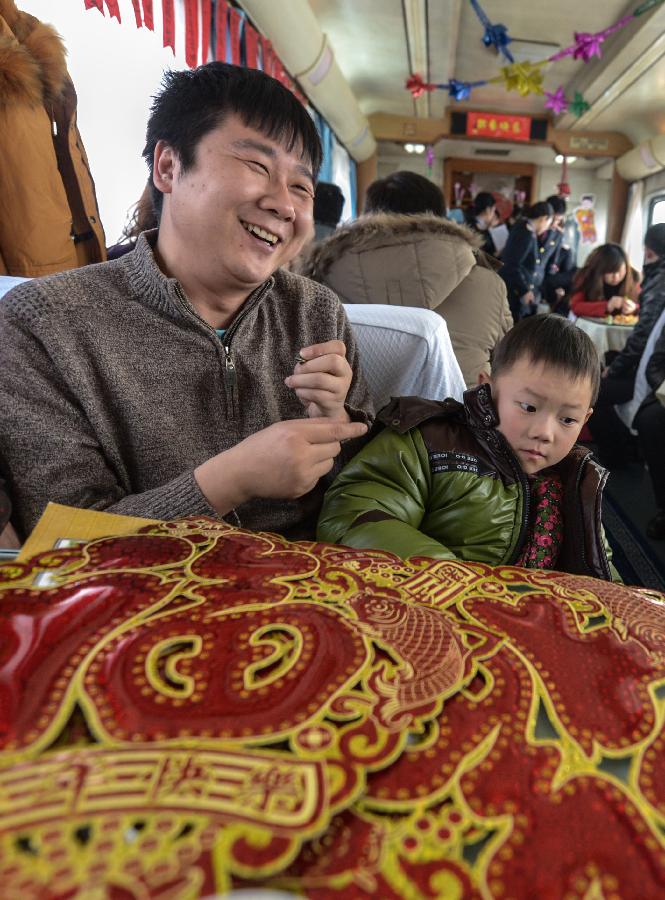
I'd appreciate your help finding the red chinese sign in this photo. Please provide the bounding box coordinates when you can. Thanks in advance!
[467,111,531,142]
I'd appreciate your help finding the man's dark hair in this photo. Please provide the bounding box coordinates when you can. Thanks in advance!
[143,62,322,214]
[525,201,554,220]
[644,223,665,259]
[314,182,345,227]
[492,314,600,404]
[472,191,496,216]
[546,195,567,216]
[364,171,445,217]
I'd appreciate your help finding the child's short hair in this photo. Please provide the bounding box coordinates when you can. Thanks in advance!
[492,315,600,404]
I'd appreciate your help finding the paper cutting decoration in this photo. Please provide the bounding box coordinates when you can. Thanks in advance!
[575,194,598,244]
[1,519,665,896]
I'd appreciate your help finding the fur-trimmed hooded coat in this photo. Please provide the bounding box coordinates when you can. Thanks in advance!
[0,0,106,276]
[298,213,513,387]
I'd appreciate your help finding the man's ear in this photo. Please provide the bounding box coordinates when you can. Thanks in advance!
[478,371,492,386]
[153,141,177,195]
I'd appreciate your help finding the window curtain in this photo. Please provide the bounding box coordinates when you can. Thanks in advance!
[622,180,644,269]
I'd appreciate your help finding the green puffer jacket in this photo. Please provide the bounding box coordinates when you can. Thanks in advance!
[318,384,615,581]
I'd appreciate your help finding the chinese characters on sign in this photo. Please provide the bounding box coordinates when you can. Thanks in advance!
[466,111,531,142]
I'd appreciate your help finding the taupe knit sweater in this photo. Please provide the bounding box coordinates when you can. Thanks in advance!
[0,232,373,539]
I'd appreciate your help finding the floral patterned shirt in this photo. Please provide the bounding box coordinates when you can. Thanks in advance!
[516,472,564,569]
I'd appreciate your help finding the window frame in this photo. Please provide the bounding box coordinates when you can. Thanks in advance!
[647,194,665,227]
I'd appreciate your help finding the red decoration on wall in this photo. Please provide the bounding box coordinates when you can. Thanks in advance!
[201,0,212,63]
[244,22,260,69]
[467,110,531,142]
[184,0,199,67]
[141,0,154,30]
[83,0,104,12]
[215,0,228,60]
[162,0,175,52]
[260,35,274,76]
[228,6,243,66]
[129,0,142,27]
[103,0,121,22]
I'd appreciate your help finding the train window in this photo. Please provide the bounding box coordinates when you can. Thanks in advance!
[649,196,665,226]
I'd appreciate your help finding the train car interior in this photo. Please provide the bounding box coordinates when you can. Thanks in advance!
[4,1,665,896]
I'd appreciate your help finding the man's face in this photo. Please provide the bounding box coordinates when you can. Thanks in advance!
[156,115,315,294]
[489,357,594,475]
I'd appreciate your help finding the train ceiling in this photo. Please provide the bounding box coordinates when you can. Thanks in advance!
[308,0,665,144]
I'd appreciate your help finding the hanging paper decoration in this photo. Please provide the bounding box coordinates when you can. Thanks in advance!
[162,0,175,53]
[569,91,590,117]
[406,74,488,102]
[426,145,434,175]
[129,0,142,28]
[557,156,571,197]
[141,0,153,31]
[634,0,665,13]
[184,0,199,68]
[447,78,487,101]
[469,0,514,63]
[103,0,121,22]
[260,36,275,75]
[201,0,212,63]
[405,74,436,99]
[244,23,260,69]
[544,85,568,115]
[215,0,229,61]
[228,6,243,66]
[500,61,545,96]
[83,0,104,12]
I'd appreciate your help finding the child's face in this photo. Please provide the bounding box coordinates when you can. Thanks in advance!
[604,263,626,286]
[486,357,594,475]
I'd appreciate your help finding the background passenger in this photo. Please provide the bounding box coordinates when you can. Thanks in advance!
[313,182,345,242]
[464,191,498,256]
[570,244,638,319]
[299,171,512,388]
[588,226,665,467]
[499,201,554,321]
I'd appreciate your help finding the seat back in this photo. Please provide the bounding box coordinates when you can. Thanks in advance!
[344,304,466,411]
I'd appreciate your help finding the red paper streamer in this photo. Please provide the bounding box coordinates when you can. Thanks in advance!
[130,0,142,27]
[103,0,121,22]
[141,0,154,30]
[260,36,273,75]
[215,0,228,60]
[201,0,212,63]
[228,7,242,66]
[184,0,199,67]
[84,0,104,12]
[162,0,175,53]
[244,23,259,69]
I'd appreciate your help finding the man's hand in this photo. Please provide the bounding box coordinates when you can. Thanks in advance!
[285,340,353,421]
[554,287,566,299]
[522,291,535,305]
[195,418,368,514]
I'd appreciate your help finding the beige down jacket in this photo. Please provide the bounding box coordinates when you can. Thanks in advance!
[299,213,513,387]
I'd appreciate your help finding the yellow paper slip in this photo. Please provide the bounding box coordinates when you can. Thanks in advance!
[18,503,158,561]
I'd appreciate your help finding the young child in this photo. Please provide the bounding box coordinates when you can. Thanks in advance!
[570,243,639,319]
[318,315,617,581]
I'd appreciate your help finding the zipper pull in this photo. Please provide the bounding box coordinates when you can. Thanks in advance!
[224,348,236,385]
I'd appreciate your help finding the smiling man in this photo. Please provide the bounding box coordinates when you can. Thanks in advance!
[0,63,372,540]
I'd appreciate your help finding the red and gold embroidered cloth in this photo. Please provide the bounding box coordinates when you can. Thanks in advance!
[1,518,665,897]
